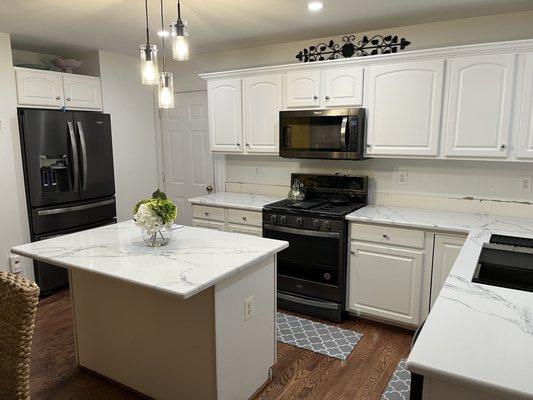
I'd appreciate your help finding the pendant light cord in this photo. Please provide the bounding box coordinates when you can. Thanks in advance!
[177,0,181,20]
[160,0,166,70]
[145,0,150,44]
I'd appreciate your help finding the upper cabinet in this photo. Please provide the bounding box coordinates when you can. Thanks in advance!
[365,60,445,157]
[284,70,321,108]
[15,68,103,111]
[243,74,283,154]
[444,54,517,158]
[322,67,364,107]
[207,78,243,153]
[518,52,533,159]
[62,75,102,110]
[16,69,64,108]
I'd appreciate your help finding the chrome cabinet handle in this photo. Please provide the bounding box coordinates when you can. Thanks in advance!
[325,96,330,100]
[313,95,318,100]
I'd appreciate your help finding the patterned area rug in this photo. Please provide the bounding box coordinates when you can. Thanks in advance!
[276,312,363,360]
[381,358,411,400]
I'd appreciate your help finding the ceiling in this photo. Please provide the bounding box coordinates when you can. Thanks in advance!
[2,0,533,57]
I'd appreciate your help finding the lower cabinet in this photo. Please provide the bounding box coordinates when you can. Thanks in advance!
[192,205,262,236]
[348,241,424,326]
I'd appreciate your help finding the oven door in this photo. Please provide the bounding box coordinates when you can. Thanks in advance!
[263,223,344,303]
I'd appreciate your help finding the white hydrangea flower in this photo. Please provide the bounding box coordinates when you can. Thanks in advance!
[133,203,164,233]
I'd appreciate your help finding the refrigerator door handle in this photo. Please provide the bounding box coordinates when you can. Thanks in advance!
[67,121,80,192]
[76,121,88,191]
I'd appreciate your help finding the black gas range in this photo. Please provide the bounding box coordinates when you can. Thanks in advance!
[263,174,368,322]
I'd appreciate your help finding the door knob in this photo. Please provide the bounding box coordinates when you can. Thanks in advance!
[206,185,213,193]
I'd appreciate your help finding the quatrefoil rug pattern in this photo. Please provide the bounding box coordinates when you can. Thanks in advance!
[381,359,411,400]
[276,312,363,360]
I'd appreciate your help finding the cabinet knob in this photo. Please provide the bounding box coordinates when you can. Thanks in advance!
[325,96,330,100]
[313,95,318,100]
[56,96,61,100]
[204,212,209,216]
[242,216,247,221]
[382,233,389,239]
[245,142,250,147]
[66,97,71,101]
[206,185,213,193]
[366,143,372,148]
[500,144,506,150]
[350,250,355,255]
[236,142,241,147]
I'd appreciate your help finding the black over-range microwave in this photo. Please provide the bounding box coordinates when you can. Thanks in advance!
[279,108,366,160]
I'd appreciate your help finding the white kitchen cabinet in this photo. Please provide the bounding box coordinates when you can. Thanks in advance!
[192,219,225,231]
[284,70,321,108]
[191,205,262,237]
[364,59,445,157]
[15,69,64,108]
[444,53,517,158]
[243,74,283,154]
[518,52,533,159]
[430,234,466,307]
[207,78,243,153]
[322,67,363,107]
[62,75,102,110]
[226,224,262,236]
[349,241,424,326]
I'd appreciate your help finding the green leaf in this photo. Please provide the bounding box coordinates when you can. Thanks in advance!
[152,188,167,200]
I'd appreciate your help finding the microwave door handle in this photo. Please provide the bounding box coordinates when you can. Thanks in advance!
[67,121,79,192]
[340,116,348,151]
[76,121,88,191]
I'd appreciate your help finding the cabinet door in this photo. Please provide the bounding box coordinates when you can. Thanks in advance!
[63,75,102,110]
[445,54,517,158]
[518,52,533,159]
[16,69,63,108]
[192,219,225,231]
[349,241,423,326]
[243,74,282,154]
[431,234,465,308]
[365,60,445,157]
[226,224,262,236]
[284,70,321,108]
[323,67,363,107]
[207,79,243,153]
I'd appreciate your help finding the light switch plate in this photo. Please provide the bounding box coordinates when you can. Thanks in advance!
[520,176,531,193]
[244,295,254,321]
[9,255,22,274]
[398,170,408,185]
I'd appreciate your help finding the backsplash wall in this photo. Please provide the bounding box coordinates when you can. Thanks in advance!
[224,156,533,216]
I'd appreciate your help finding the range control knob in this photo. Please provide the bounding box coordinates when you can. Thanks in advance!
[323,272,331,281]
[313,219,321,229]
[296,217,303,226]
[324,221,332,230]
[271,214,278,223]
[279,216,287,225]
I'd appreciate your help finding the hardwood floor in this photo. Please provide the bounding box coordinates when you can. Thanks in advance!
[30,289,413,400]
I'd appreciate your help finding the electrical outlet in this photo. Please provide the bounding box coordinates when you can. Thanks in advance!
[9,255,22,274]
[398,170,408,185]
[520,176,532,192]
[255,167,260,177]
[244,295,254,321]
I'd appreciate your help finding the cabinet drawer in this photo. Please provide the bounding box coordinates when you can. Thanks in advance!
[227,224,262,236]
[192,205,225,222]
[192,219,225,231]
[350,223,425,249]
[227,209,262,227]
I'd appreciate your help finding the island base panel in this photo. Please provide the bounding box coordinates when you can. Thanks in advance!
[69,269,217,400]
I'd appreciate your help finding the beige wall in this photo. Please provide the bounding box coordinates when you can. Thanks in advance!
[168,10,533,92]
[0,33,32,278]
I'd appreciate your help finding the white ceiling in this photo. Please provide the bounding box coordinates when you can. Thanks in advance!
[2,0,533,56]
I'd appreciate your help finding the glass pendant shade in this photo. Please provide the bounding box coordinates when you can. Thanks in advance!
[140,44,159,85]
[171,20,189,61]
[158,71,174,108]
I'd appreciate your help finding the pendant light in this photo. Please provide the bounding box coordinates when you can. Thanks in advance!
[171,0,189,61]
[158,0,174,108]
[140,0,159,85]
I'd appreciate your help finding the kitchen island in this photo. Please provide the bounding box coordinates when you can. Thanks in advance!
[11,221,288,400]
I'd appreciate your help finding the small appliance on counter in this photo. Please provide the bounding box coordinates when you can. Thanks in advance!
[279,108,366,160]
[263,173,368,322]
[18,108,117,296]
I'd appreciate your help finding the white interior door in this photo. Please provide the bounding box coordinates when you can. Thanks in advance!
[161,91,214,226]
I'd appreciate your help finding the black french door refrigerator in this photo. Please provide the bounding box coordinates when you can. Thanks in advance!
[18,109,117,296]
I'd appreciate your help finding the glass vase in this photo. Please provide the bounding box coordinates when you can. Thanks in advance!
[142,228,173,247]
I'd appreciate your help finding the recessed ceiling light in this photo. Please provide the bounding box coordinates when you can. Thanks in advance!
[307,1,324,12]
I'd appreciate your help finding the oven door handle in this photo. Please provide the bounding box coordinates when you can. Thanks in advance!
[340,116,348,151]
[264,223,340,239]
[278,292,340,310]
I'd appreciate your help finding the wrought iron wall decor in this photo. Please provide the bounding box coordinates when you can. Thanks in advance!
[295,34,411,62]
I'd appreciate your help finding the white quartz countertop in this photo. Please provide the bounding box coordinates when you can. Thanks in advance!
[346,205,533,399]
[11,221,288,300]
[188,192,283,211]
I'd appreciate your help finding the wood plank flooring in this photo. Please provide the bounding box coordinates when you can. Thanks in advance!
[30,289,413,400]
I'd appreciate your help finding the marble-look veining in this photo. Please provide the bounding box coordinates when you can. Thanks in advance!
[188,192,283,211]
[346,205,533,399]
[11,221,288,299]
